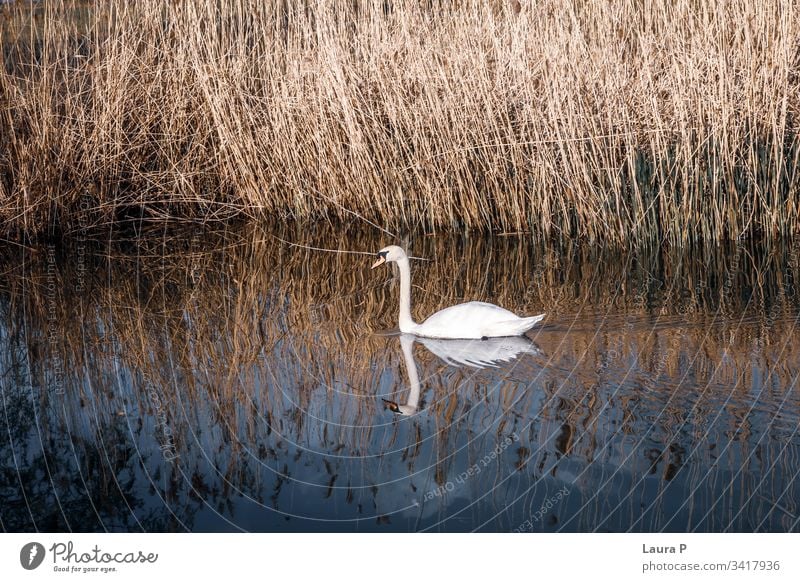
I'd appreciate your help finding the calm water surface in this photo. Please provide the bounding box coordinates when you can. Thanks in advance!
[1,226,799,532]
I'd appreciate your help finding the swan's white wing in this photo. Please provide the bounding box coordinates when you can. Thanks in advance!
[416,301,521,339]
[420,336,541,369]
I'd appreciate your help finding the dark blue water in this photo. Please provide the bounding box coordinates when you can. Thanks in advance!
[1,229,799,532]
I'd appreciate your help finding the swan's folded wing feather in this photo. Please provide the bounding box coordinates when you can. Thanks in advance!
[417,301,521,338]
[488,314,546,337]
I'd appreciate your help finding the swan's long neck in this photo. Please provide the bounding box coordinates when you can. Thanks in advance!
[397,257,416,332]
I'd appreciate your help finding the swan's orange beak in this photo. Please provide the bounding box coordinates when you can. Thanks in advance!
[371,256,386,269]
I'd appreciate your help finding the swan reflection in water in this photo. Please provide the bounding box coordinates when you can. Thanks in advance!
[383,333,542,416]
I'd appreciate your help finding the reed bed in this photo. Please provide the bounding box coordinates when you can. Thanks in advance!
[1,0,799,243]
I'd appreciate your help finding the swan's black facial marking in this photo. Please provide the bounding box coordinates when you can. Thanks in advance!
[371,250,389,269]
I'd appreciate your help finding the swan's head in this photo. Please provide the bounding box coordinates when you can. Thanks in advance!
[371,245,407,269]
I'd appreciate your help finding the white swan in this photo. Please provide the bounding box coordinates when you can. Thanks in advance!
[371,245,545,339]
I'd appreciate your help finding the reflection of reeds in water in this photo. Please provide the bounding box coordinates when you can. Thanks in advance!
[1,1,799,241]
[0,227,799,531]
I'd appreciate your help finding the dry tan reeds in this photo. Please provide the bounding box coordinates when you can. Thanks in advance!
[1,0,799,243]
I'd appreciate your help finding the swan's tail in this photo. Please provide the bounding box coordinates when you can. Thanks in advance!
[493,313,545,337]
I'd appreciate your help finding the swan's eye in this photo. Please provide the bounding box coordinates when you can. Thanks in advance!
[377,250,388,258]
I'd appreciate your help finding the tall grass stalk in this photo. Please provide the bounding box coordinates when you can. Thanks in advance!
[1,0,799,243]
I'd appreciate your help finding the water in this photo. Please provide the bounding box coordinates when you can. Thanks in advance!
[1,225,799,532]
